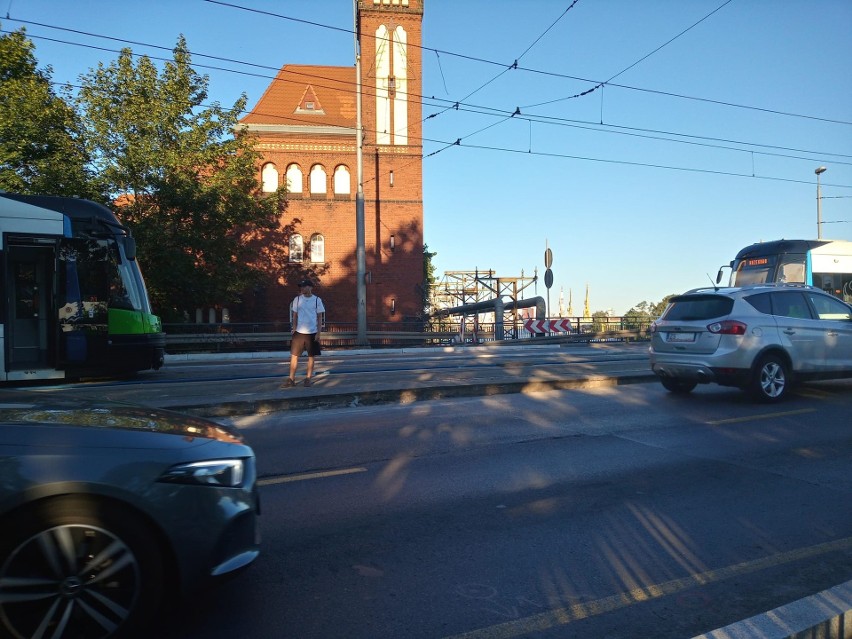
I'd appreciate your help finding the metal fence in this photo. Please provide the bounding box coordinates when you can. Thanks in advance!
[163,317,653,354]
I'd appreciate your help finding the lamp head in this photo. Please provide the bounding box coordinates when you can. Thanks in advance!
[815,166,827,176]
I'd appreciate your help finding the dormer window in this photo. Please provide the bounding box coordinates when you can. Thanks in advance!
[295,85,325,115]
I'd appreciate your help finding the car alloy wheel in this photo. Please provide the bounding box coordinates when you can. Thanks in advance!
[0,498,162,639]
[750,354,789,402]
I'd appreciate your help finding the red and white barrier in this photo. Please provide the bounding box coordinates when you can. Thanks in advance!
[523,319,573,334]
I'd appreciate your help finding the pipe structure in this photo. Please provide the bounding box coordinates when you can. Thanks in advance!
[432,296,546,340]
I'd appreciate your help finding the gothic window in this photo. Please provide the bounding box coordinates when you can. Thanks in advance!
[261,163,278,193]
[374,25,408,146]
[310,234,325,264]
[334,165,351,195]
[289,235,303,263]
[310,165,327,194]
[286,164,303,194]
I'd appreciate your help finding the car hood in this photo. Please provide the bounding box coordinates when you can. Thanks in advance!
[0,389,244,444]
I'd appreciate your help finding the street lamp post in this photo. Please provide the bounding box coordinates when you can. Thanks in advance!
[815,166,827,239]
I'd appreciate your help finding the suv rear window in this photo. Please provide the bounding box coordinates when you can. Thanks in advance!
[663,295,734,321]
[744,292,772,314]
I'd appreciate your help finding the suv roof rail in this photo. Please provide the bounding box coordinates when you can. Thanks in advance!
[681,282,820,295]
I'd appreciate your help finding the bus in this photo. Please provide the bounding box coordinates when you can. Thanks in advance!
[1,192,165,381]
[717,239,852,302]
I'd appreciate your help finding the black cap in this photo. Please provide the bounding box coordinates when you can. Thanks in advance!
[298,279,313,287]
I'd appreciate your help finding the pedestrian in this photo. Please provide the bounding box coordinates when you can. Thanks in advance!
[281,279,325,388]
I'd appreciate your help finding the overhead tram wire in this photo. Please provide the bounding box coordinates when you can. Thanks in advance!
[195,1,852,128]
[11,23,851,168]
[416,137,852,189]
[10,18,851,187]
[524,0,735,110]
[423,1,580,124]
[42,74,852,192]
[8,12,852,132]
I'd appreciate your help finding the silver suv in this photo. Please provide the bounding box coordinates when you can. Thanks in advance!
[649,284,852,402]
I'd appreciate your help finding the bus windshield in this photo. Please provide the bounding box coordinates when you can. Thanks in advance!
[724,239,852,302]
[731,252,808,287]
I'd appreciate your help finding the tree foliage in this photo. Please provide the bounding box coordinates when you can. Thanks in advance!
[75,37,287,320]
[0,26,94,197]
[422,243,438,317]
[623,294,677,328]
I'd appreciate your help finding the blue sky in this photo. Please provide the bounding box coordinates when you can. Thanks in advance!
[4,0,851,314]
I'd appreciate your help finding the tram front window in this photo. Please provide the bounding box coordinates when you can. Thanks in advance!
[63,238,143,314]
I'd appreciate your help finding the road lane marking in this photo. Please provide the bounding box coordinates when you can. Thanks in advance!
[707,408,816,425]
[258,466,367,486]
[442,536,852,639]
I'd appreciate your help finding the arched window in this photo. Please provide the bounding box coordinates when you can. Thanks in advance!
[261,163,278,193]
[286,164,303,194]
[289,235,303,263]
[334,165,351,195]
[310,233,325,264]
[310,165,327,194]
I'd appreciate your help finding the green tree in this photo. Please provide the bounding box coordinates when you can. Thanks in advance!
[0,26,95,197]
[624,294,677,329]
[591,310,609,332]
[76,37,286,320]
[422,243,438,319]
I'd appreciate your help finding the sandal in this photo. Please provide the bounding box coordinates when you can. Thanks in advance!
[280,378,295,389]
[304,378,312,387]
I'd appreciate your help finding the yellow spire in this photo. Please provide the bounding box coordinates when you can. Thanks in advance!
[584,283,591,319]
[568,289,573,316]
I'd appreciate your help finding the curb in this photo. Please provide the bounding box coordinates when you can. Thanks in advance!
[169,372,658,418]
[691,579,851,639]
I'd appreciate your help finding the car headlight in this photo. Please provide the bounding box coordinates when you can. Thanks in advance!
[159,459,245,487]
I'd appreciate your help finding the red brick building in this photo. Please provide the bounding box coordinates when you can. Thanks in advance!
[239,0,424,326]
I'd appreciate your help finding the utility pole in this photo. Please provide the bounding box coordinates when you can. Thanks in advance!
[354,0,368,345]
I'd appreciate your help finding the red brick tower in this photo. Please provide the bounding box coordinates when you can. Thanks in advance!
[239,0,424,326]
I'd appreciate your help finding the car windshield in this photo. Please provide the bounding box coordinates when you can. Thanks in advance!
[663,295,734,321]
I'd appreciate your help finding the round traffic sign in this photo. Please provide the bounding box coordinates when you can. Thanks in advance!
[544,268,553,289]
[544,248,553,269]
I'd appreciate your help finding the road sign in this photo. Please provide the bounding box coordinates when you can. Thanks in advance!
[544,248,553,269]
[523,319,573,333]
[544,268,553,289]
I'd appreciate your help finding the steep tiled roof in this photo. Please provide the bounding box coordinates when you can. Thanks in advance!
[240,65,356,128]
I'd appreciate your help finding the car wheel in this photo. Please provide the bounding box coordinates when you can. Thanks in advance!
[0,497,164,639]
[660,377,697,394]
[749,353,790,402]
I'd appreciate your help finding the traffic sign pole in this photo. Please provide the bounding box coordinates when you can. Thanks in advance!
[544,243,553,324]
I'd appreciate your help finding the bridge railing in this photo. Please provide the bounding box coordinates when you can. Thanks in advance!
[163,318,652,354]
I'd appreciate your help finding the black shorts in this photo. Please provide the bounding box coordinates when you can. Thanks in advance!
[291,332,318,356]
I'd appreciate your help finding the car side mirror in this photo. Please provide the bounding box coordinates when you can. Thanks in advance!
[125,236,137,261]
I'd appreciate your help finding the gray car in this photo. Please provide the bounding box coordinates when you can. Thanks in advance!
[0,390,260,639]
[649,283,852,401]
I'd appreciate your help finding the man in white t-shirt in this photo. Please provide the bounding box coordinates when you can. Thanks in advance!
[281,279,326,388]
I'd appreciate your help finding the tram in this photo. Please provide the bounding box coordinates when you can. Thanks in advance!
[1,192,165,381]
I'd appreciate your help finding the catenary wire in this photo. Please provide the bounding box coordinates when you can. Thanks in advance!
[6,26,850,167]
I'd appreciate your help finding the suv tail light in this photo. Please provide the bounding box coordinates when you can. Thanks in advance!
[707,320,747,335]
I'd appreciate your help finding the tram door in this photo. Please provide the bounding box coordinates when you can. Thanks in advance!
[6,244,55,369]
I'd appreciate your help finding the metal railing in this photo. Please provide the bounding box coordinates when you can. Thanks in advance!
[163,318,653,354]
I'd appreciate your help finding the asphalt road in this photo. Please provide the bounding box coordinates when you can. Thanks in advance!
[140,374,852,639]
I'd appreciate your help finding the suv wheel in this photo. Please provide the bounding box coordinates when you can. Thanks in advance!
[749,353,789,402]
[660,377,697,394]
